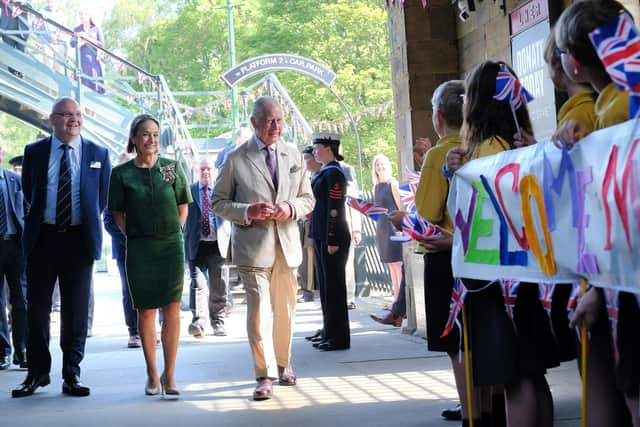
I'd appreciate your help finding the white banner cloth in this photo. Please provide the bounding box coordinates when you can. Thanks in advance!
[447,119,640,291]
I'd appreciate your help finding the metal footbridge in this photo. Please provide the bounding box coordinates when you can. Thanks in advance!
[0,2,196,171]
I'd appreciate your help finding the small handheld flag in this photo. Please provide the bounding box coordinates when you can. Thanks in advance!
[500,279,520,324]
[405,167,421,183]
[588,12,640,118]
[401,213,439,241]
[399,167,421,212]
[494,65,534,132]
[538,282,556,338]
[345,196,388,221]
[399,183,417,212]
[441,279,467,338]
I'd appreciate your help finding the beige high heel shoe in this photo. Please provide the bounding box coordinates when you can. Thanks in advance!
[160,373,180,400]
[145,377,160,396]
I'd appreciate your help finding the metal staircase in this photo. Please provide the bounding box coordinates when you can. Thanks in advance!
[0,2,196,174]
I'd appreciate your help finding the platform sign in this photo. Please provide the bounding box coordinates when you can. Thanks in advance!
[222,54,337,88]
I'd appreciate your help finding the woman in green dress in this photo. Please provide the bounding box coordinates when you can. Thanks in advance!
[108,114,191,399]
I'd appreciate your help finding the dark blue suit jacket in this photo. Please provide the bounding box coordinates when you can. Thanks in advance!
[183,182,225,261]
[21,136,111,260]
[103,208,125,262]
[1,168,26,238]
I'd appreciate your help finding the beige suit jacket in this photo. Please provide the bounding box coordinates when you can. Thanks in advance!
[211,136,314,269]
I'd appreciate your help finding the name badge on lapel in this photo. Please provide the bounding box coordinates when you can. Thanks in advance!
[90,161,102,169]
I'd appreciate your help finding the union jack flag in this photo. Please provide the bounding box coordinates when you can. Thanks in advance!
[538,282,556,337]
[589,13,640,117]
[401,213,439,241]
[399,167,420,212]
[538,282,555,315]
[345,196,388,221]
[500,279,520,324]
[399,182,417,212]
[405,167,421,184]
[440,279,467,338]
[603,288,620,366]
[494,65,534,111]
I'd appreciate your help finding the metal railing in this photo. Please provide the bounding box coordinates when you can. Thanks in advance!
[355,190,393,295]
[0,1,196,174]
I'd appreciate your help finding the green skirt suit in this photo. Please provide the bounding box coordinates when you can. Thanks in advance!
[108,158,192,309]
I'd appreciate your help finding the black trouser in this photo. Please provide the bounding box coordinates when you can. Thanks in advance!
[0,236,27,358]
[26,226,93,380]
[116,259,138,336]
[189,241,227,326]
[314,239,350,347]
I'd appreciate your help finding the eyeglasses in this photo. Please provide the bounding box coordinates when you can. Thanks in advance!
[52,112,83,119]
[554,46,567,57]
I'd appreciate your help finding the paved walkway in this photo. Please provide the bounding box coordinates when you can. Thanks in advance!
[1,272,582,426]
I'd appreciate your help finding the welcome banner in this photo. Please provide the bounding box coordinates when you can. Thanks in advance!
[447,120,640,292]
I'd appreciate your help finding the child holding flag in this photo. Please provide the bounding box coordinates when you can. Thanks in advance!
[412,80,477,426]
[554,1,639,424]
[445,60,560,427]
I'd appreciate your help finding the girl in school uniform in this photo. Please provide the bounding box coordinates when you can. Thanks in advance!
[554,1,639,425]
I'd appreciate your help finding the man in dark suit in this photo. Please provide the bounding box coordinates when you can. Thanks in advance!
[12,97,111,398]
[0,143,28,370]
[184,157,230,337]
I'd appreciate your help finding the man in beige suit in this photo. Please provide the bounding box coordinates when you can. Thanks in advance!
[211,97,314,401]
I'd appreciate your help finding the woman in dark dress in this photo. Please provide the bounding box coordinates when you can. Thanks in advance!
[371,153,403,305]
[108,114,191,398]
[309,133,351,351]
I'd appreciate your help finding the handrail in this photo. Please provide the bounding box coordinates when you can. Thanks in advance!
[157,75,197,175]
[17,2,155,78]
[0,0,196,175]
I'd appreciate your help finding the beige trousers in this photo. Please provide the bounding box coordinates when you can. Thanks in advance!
[238,244,298,379]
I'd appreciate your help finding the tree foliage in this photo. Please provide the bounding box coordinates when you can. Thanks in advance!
[105,0,396,190]
[0,113,41,167]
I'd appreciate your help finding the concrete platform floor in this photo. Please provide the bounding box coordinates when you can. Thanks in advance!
[1,272,582,426]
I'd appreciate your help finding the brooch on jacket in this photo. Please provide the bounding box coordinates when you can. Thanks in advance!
[159,163,176,183]
[290,165,301,173]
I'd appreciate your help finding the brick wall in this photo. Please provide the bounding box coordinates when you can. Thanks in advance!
[387,0,640,338]
[387,0,459,337]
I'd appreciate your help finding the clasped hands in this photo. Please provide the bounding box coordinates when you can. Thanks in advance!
[247,201,292,221]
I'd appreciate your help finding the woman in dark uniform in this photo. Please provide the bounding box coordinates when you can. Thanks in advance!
[309,133,351,351]
[108,114,191,398]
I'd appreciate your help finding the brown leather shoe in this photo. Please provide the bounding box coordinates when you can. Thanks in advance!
[278,366,297,386]
[370,312,402,327]
[253,378,273,400]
